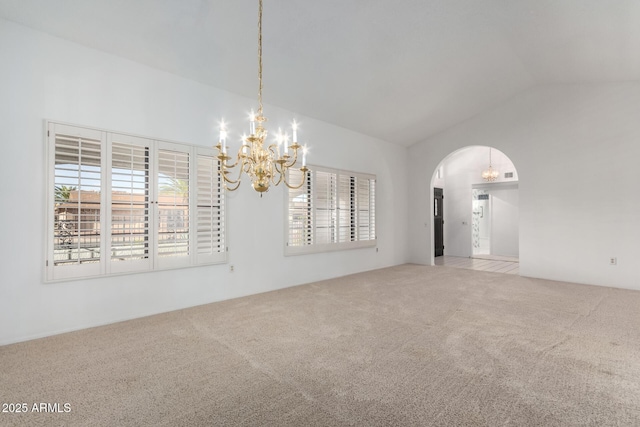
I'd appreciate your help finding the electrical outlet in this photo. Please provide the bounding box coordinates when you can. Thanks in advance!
[376,247,379,253]
[230,265,235,272]
[609,257,617,266]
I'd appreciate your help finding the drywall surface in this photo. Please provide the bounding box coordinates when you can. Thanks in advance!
[489,184,519,257]
[0,19,409,344]
[410,83,640,290]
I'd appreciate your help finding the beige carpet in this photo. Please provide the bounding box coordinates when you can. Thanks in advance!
[1,264,640,426]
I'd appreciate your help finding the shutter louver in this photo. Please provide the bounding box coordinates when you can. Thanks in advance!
[314,170,337,244]
[158,150,190,258]
[111,142,150,263]
[53,134,102,266]
[369,179,376,240]
[338,174,356,242]
[287,169,313,247]
[196,154,225,263]
[357,177,372,241]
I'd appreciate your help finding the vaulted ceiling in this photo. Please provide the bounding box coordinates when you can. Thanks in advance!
[2,0,640,146]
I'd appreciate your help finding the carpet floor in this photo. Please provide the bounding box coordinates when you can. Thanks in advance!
[1,264,640,426]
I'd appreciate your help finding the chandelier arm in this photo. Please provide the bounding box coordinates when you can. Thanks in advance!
[270,157,282,186]
[283,147,299,168]
[222,158,240,170]
[220,159,242,187]
[266,143,279,156]
[221,168,241,186]
[218,151,243,170]
[283,168,308,190]
[271,162,281,178]
[272,166,285,186]
[223,179,242,192]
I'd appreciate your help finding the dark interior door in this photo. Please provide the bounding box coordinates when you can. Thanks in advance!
[434,188,444,257]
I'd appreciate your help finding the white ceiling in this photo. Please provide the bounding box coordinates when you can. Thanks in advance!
[2,0,640,146]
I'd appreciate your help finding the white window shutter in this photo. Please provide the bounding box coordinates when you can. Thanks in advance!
[195,151,226,264]
[285,165,376,256]
[109,134,153,274]
[287,168,313,248]
[155,143,191,269]
[49,123,105,280]
[314,170,337,245]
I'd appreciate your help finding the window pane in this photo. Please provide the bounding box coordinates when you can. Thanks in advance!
[111,142,150,262]
[158,150,189,257]
[54,134,101,266]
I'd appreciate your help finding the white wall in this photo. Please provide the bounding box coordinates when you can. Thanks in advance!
[442,158,472,257]
[0,19,409,345]
[488,184,519,257]
[410,83,640,290]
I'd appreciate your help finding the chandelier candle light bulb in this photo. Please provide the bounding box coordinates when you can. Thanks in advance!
[292,120,298,143]
[241,134,248,155]
[219,120,227,154]
[249,110,256,135]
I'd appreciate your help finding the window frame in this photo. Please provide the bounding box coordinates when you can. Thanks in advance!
[284,164,376,256]
[45,121,227,282]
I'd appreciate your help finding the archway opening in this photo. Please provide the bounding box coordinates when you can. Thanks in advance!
[429,146,520,273]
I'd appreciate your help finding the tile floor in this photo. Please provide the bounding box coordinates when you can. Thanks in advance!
[434,255,519,275]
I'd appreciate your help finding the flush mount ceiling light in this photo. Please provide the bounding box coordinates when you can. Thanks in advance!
[215,0,308,193]
[481,147,499,182]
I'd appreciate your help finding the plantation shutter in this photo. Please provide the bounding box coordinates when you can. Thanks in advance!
[368,178,376,240]
[287,169,313,247]
[48,122,227,281]
[338,174,356,242]
[156,143,190,269]
[195,151,226,264]
[49,123,105,280]
[356,176,373,241]
[314,170,337,245]
[109,134,152,273]
[284,165,376,256]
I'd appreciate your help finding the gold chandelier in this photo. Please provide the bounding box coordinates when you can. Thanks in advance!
[215,0,308,193]
[481,147,499,182]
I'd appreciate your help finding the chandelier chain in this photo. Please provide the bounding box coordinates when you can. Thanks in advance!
[257,0,263,115]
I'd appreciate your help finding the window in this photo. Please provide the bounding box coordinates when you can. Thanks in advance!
[47,122,226,281]
[285,165,376,255]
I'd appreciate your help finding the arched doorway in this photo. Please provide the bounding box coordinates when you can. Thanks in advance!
[430,146,520,273]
